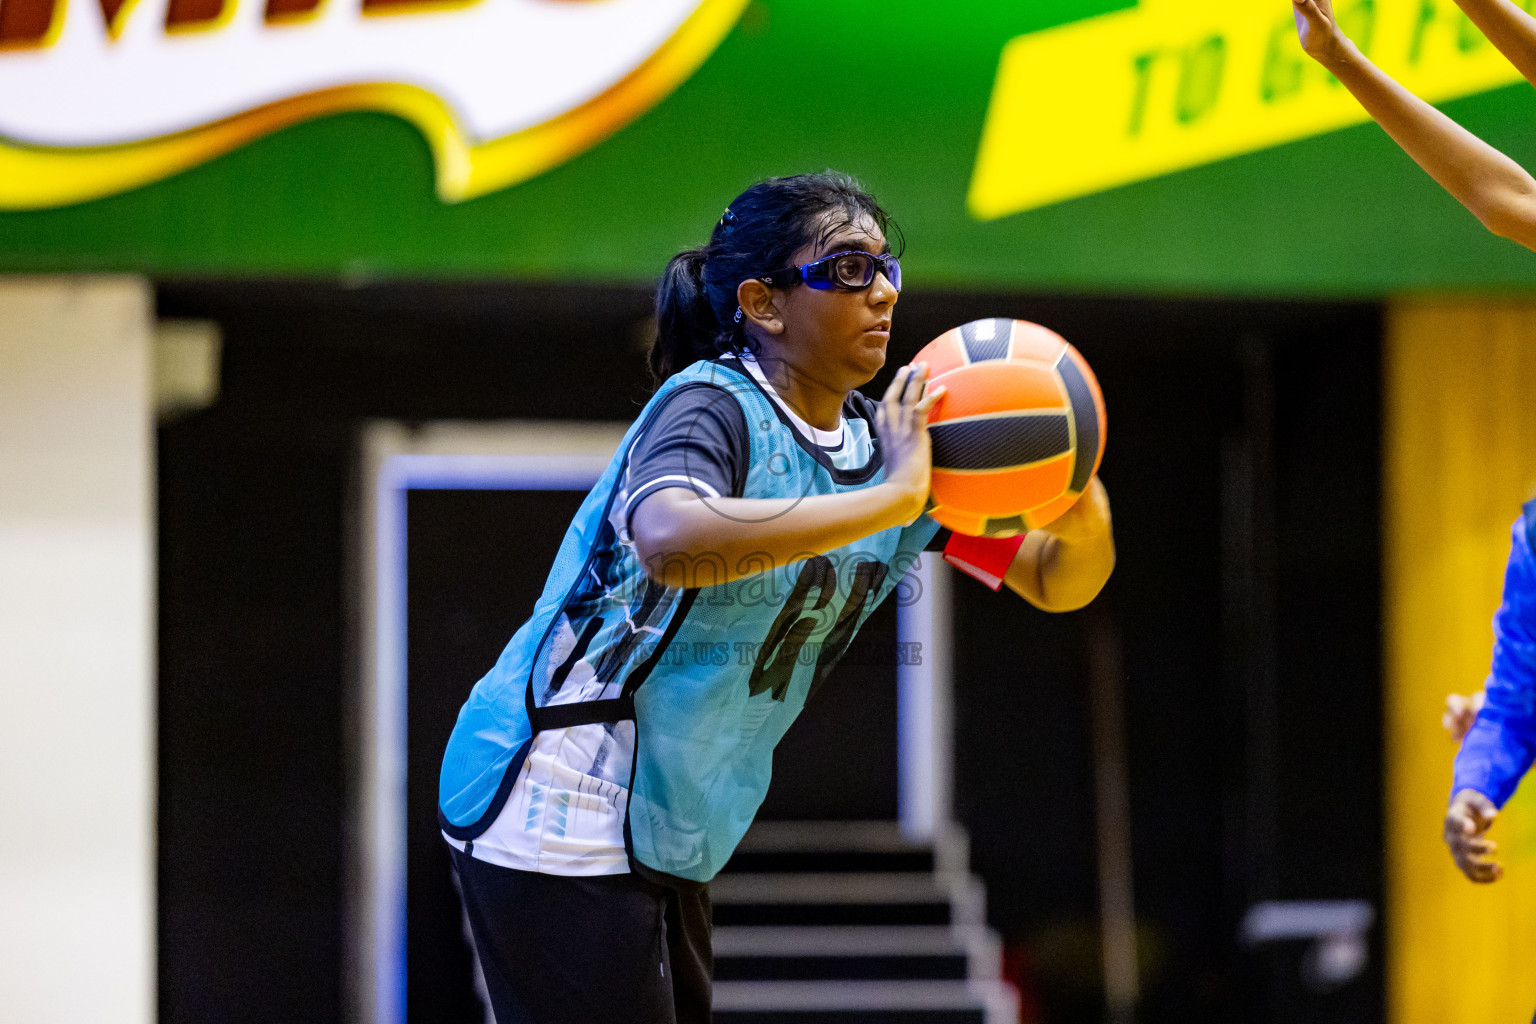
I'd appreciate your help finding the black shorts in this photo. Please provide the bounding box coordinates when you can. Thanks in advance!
[449,845,712,1024]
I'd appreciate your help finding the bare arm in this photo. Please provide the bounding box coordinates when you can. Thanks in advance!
[632,485,922,588]
[1295,0,1536,249]
[1453,0,1536,87]
[631,363,944,589]
[1003,477,1116,612]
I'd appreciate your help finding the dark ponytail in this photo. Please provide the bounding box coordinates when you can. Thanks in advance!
[648,171,899,387]
[651,247,724,383]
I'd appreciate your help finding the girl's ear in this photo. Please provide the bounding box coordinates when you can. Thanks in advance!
[737,279,784,336]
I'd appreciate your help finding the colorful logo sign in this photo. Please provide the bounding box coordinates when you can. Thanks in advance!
[970,0,1532,219]
[0,0,746,209]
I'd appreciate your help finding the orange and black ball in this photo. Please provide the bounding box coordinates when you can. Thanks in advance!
[914,318,1106,537]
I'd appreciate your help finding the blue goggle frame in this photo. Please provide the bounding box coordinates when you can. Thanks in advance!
[760,250,903,293]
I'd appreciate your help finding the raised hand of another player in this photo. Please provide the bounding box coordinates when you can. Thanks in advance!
[1293,0,1351,64]
[1442,690,1486,743]
[875,362,946,524]
[1444,789,1504,883]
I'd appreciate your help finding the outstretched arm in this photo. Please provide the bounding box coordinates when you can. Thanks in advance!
[1003,477,1115,612]
[1294,0,1536,250]
[1453,0,1536,87]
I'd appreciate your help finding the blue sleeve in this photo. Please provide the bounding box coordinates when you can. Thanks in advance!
[1452,506,1536,807]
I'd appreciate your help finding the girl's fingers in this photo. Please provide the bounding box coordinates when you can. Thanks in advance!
[904,363,930,405]
[881,365,912,405]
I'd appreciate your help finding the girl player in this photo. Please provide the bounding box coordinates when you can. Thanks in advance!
[436,172,1116,1024]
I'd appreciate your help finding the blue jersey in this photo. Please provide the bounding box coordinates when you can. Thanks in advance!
[438,356,939,881]
[1452,501,1536,807]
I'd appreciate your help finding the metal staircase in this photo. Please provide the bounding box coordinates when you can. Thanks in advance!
[711,821,1019,1024]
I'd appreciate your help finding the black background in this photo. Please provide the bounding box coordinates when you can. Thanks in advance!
[157,280,1380,1024]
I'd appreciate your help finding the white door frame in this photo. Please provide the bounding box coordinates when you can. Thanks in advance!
[352,419,953,1024]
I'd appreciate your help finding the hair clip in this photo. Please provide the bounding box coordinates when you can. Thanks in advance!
[719,207,737,229]
[733,306,744,323]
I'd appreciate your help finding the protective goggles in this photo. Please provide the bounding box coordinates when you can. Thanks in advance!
[760,250,902,293]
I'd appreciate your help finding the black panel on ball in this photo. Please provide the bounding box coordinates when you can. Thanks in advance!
[929,413,1071,471]
[1056,351,1100,492]
[960,318,1015,363]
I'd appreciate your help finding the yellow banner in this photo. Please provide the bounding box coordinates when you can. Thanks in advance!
[969,0,1533,220]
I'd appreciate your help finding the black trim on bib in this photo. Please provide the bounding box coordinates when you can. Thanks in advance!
[714,356,884,486]
[622,590,699,700]
[439,737,534,841]
[530,696,635,732]
[544,614,604,699]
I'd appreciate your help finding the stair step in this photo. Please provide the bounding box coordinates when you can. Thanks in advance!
[721,848,937,875]
[710,873,955,903]
[710,873,981,928]
[716,953,969,981]
[705,825,1013,1019]
[725,822,940,875]
[712,980,1018,1024]
[715,1010,984,1024]
[715,903,951,927]
[734,821,924,852]
[713,925,999,980]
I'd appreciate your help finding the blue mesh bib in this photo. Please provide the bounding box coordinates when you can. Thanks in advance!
[438,357,939,881]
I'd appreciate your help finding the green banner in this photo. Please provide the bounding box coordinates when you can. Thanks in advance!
[3,0,1535,293]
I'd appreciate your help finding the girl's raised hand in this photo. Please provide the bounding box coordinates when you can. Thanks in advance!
[875,362,946,524]
[1294,0,1350,64]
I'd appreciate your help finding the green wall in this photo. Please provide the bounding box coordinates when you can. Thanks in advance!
[3,0,1535,294]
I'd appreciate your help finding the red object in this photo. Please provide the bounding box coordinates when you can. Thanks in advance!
[942,532,1025,591]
